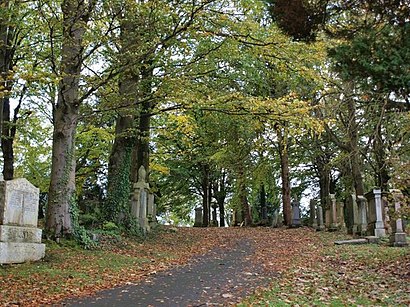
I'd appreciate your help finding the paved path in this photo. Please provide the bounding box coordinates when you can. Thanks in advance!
[63,239,277,306]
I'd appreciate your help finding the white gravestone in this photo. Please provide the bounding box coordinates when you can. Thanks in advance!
[366,189,386,237]
[0,178,45,264]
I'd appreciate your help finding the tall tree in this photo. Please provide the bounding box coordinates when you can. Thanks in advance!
[46,0,96,238]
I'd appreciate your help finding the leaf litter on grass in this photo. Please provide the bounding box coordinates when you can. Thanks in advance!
[0,226,409,306]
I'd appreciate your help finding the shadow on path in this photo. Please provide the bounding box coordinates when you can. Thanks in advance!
[63,239,278,306]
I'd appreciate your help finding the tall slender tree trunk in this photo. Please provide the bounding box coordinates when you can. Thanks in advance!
[346,95,365,196]
[260,183,267,220]
[0,1,16,180]
[131,63,153,183]
[46,0,94,238]
[373,111,390,191]
[213,170,227,227]
[201,164,209,227]
[237,165,252,226]
[1,96,14,179]
[277,126,291,226]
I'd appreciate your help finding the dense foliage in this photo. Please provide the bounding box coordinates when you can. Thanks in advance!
[0,0,408,236]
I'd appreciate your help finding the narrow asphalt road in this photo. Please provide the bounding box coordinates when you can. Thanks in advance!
[63,239,277,306]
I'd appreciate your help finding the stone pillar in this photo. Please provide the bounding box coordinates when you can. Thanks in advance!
[357,196,368,236]
[309,199,317,228]
[194,207,203,227]
[336,202,346,231]
[329,194,338,231]
[346,194,359,235]
[389,190,408,247]
[147,192,156,226]
[0,178,45,264]
[324,207,331,228]
[210,203,218,227]
[316,205,325,231]
[365,189,386,237]
[291,199,301,228]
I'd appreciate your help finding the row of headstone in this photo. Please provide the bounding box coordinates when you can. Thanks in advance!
[0,178,45,264]
[309,189,407,247]
[130,166,157,233]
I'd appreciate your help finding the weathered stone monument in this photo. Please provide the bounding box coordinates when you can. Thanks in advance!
[130,166,153,233]
[193,207,203,227]
[357,196,368,236]
[324,207,331,228]
[309,199,317,229]
[329,194,338,231]
[291,199,301,227]
[336,202,346,231]
[316,204,325,231]
[389,190,408,247]
[0,178,45,264]
[365,189,386,237]
[346,194,359,235]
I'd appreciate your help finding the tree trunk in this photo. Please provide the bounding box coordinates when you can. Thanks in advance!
[373,117,390,191]
[316,154,331,210]
[105,114,134,222]
[201,164,209,227]
[346,96,365,196]
[277,126,292,226]
[0,2,16,180]
[1,96,14,179]
[106,15,139,222]
[46,0,93,238]
[237,165,252,226]
[213,170,227,227]
[260,183,267,220]
[132,63,153,183]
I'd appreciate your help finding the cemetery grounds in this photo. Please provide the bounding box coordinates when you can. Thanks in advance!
[0,226,409,306]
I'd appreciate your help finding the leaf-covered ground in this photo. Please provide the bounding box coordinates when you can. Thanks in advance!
[0,227,408,306]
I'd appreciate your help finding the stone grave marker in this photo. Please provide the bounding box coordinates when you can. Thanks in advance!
[365,189,386,237]
[329,194,338,231]
[271,208,279,228]
[316,204,325,231]
[309,199,317,228]
[291,199,301,227]
[389,190,408,247]
[0,178,45,264]
[336,202,346,231]
[357,196,368,236]
[193,207,203,227]
[130,166,151,233]
[345,194,359,235]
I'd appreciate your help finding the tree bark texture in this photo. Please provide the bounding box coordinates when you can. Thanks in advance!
[237,165,252,226]
[106,12,140,222]
[0,2,16,180]
[46,0,94,238]
[201,164,210,227]
[132,63,153,183]
[277,127,292,226]
[346,96,365,196]
[213,170,227,227]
